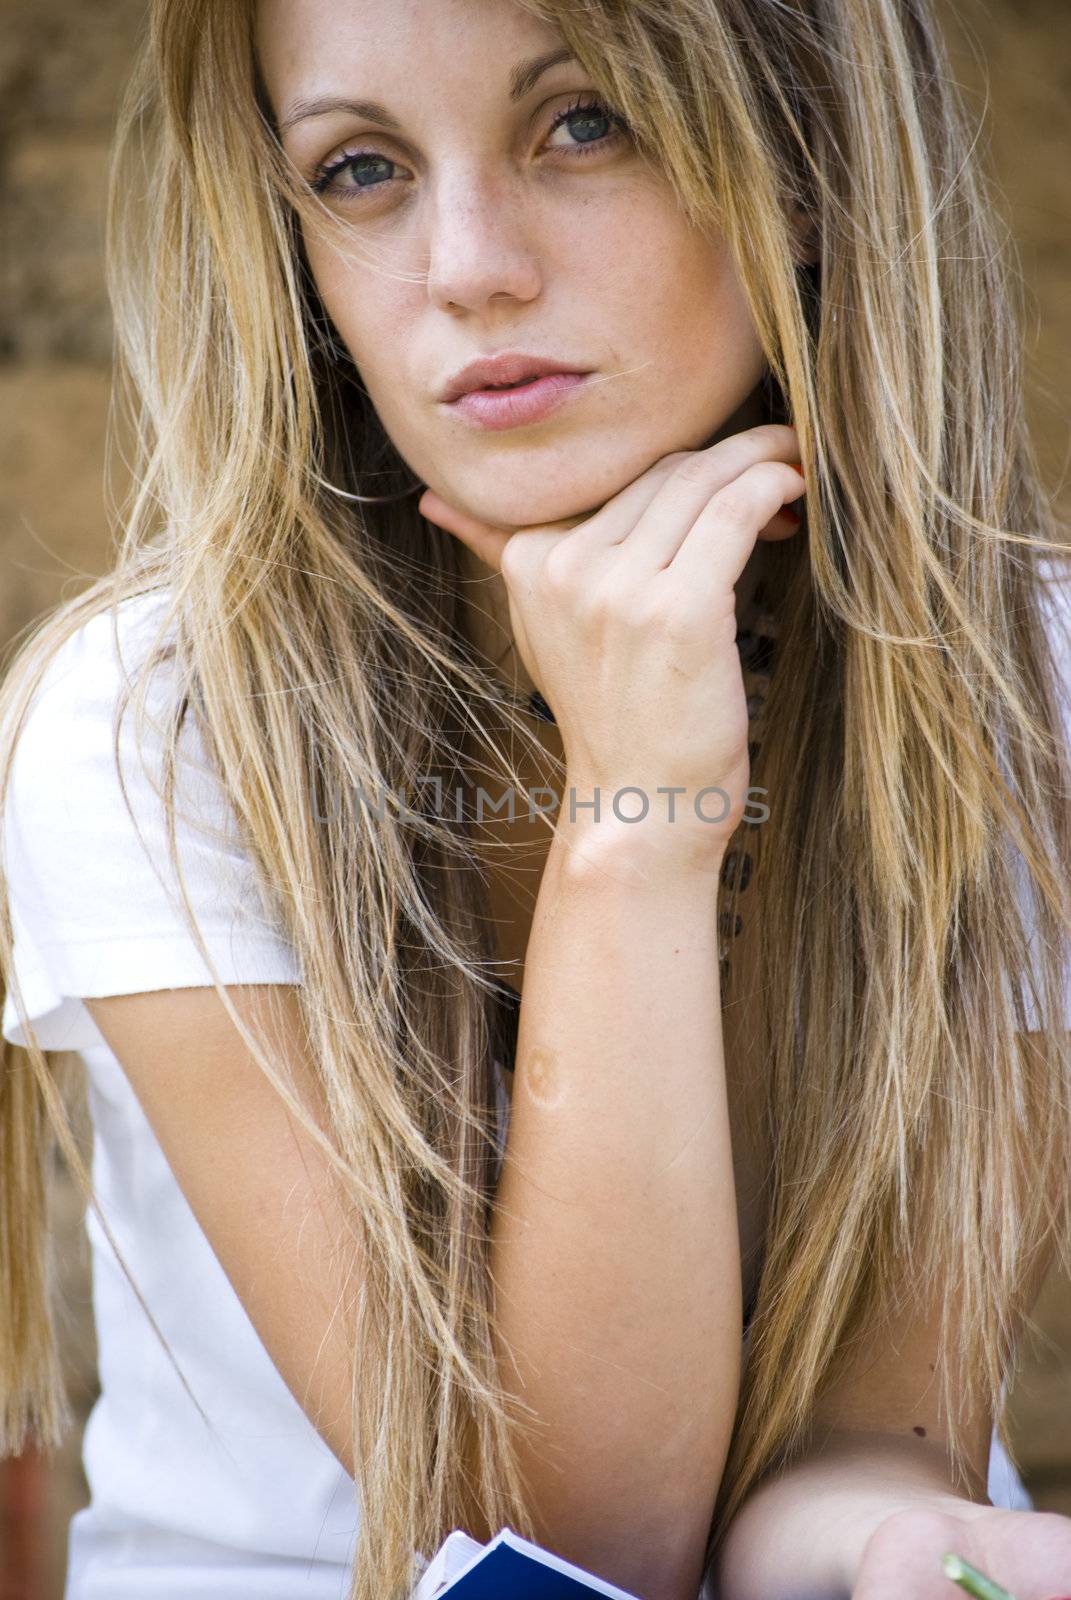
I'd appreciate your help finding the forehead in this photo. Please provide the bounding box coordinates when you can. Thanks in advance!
[255,0,568,110]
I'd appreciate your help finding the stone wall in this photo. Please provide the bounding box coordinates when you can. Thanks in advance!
[0,2,1068,1592]
[0,0,146,643]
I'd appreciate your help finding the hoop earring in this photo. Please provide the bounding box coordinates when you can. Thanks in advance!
[311,471,425,505]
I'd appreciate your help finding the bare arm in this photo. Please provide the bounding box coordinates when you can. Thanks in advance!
[484,817,740,1600]
[715,1052,1066,1600]
[85,827,740,1600]
[414,421,805,1596]
[84,984,364,1462]
[86,425,804,1596]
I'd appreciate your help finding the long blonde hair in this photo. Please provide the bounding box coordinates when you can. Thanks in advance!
[3,1,1070,1595]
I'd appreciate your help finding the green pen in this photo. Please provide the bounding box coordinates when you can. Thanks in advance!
[941,1551,1017,1600]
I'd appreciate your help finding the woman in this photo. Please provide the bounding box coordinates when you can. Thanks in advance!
[1,1,1070,1597]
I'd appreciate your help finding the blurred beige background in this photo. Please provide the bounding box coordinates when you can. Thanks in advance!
[0,1,1068,1595]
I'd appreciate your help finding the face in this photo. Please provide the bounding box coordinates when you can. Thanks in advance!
[256,0,772,536]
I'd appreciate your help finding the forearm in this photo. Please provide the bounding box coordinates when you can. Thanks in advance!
[715,1428,992,1600]
[489,814,741,1600]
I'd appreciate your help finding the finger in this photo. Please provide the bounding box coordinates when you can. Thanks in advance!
[665,459,807,594]
[420,421,803,577]
[585,424,802,571]
[418,490,513,572]
[420,488,595,571]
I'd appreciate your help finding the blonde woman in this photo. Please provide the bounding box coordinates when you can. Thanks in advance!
[2,1,1070,1598]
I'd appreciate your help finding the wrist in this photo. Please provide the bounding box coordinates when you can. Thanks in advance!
[553,775,731,882]
[552,810,728,886]
[714,1435,987,1600]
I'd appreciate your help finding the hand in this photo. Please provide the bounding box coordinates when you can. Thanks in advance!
[853,1503,1071,1600]
[419,424,805,856]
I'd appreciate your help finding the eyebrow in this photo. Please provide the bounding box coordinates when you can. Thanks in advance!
[277,46,578,135]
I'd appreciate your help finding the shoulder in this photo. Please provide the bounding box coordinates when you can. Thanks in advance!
[2,586,238,870]
[14,582,175,714]
[1037,553,1071,665]
[3,587,243,844]
[1030,553,1071,755]
[1,589,302,1052]
[2,583,268,898]
[4,587,235,894]
[5,588,180,791]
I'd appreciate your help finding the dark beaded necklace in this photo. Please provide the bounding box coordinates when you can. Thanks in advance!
[483,674,557,723]
[526,687,557,724]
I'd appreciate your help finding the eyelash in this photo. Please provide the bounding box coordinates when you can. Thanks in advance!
[309,93,629,200]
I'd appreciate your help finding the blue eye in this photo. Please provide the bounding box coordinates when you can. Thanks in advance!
[309,93,629,201]
[543,94,629,156]
[311,149,396,198]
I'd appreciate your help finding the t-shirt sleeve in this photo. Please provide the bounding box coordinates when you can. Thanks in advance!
[1009,558,1071,1035]
[2,594,302,1054]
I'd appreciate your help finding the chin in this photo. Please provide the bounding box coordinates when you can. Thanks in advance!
[460,482,607,531]
[471,455,658,530]
[443,419,722,531]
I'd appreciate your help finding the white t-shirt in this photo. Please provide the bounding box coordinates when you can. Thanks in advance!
[2,580,1057,1595]
[2,592,362,1598]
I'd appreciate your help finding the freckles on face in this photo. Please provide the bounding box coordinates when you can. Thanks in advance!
[256,0,768,531]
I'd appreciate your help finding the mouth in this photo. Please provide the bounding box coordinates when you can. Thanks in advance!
[440,351,595,404]
[445,372,592,432]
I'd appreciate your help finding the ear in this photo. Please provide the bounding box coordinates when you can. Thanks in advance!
[788,205,820,269]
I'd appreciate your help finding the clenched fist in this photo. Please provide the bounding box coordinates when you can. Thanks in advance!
[420,422,805,865]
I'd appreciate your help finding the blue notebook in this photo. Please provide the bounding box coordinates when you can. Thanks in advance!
[411,1527,644,1599]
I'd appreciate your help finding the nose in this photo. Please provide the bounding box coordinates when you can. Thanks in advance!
[424,171,543,314]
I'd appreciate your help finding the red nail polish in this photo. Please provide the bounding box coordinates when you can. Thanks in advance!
[777,507,801,525]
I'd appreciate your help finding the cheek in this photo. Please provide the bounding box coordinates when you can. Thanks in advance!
[667,246,764,373]
[611,205,766,393]
[301,230,402,368]
[303,237,350,341]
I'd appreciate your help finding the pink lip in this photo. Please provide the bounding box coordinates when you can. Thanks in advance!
[446,372,591,430]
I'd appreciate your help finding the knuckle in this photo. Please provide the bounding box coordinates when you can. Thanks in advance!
[747,422,799,450]
[675,593,732,643]
[654,450,692,473]
[710,481,757,526]
[620,595,659,632]
[716,461,784,521]
[862,1505,957,1559]
[499,537,526,584]
[583,577,617,625]
[671,453,714,487]
[753,459,794,492]
[586,575,642,628]
[625,586,664,630]
[661,599,702,643]
[541,542,578,594]
[645,572,693,621]
[724,424,800,478]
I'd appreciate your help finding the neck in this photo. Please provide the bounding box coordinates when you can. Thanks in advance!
[454,541,537,704]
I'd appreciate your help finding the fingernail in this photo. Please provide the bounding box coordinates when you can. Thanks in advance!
[777,507,801,525]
